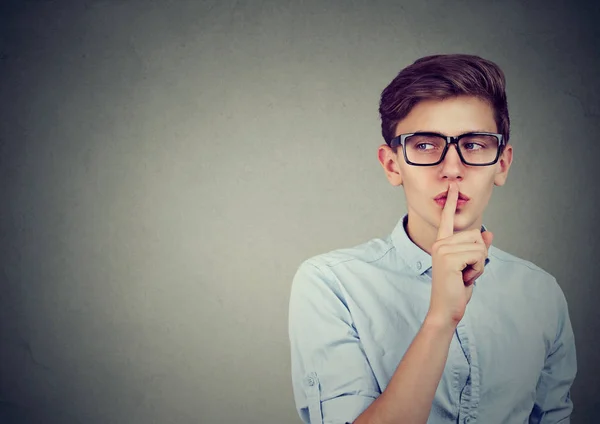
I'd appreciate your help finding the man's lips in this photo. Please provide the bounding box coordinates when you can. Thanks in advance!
[434,191,470,201]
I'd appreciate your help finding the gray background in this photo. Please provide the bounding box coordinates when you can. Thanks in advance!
[1,0,598,423]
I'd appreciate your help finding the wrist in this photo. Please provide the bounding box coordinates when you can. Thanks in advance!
[424,312,459,334]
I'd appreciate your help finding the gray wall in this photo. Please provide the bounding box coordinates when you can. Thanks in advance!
[1,0,598,423]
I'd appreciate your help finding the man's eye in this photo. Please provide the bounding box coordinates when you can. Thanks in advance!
[463,142,483,150]
[416,143,435,150]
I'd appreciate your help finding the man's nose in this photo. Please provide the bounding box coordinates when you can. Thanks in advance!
[440,144,464,177]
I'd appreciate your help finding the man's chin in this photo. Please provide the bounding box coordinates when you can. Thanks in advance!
[452,214,481,233]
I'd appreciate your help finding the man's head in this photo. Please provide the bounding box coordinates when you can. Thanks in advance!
[377,54,513,241]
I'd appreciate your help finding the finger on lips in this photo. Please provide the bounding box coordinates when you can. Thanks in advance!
[436,181,459,241]
[434,181,491,285]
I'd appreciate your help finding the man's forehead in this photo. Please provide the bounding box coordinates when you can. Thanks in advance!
[394,96,497,136]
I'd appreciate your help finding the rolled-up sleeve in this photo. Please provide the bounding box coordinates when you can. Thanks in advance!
[289,260,380,424]
[529,282,578,424]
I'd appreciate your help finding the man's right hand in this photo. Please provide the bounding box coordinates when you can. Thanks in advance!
[428,181,493,326]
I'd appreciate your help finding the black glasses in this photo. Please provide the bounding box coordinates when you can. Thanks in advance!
[389,132,505,166]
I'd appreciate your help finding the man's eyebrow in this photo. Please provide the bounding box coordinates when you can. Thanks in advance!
[412,129,495,134]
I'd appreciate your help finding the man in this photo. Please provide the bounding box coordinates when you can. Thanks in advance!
[288,54,577,424]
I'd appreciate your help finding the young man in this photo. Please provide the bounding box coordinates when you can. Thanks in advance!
[288,54,577,424]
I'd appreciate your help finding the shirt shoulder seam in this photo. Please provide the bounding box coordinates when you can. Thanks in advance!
[305,243,396,270]
[489,250,555,280]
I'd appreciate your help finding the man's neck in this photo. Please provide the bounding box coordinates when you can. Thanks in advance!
[404,212,483,256]
[404,216,438,256]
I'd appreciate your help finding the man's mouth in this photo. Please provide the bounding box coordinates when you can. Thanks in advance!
[434,191,470,201]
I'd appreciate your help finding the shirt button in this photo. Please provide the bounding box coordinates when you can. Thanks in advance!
[464,418,471,424]
[416,261,422,270]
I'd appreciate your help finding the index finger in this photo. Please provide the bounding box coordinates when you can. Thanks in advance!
[436,182,459,240]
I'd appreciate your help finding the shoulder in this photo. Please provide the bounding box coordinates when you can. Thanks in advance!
[487,245,566,301]
[300,235,394,271]
[290,236,394,296]
[488,245,553,276]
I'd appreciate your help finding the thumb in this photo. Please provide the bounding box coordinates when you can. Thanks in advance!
[482,230,494,250]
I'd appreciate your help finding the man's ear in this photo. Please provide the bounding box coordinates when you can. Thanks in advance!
[378,144,403,186]
[494,143,513,187]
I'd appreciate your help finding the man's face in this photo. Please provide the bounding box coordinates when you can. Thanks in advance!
[379,95,513,235]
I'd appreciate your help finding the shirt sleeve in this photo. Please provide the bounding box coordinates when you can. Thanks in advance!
[529,281,577,424]
[288,260,380,424]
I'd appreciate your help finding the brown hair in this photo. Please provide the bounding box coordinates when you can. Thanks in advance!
[379,54,510,150]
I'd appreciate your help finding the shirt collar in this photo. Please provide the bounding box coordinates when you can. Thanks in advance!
[391,213,490,276]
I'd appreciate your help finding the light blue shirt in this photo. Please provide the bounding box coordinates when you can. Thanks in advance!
[289,214,577,424]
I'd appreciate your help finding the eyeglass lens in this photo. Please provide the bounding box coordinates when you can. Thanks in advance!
[405,134,499,165]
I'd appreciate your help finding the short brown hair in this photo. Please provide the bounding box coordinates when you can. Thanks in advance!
[379,54,510,150]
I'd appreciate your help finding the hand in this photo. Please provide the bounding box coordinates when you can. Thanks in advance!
[428,181,493,326]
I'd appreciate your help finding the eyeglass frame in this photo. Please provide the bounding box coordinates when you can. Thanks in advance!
[389,131,506,166]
